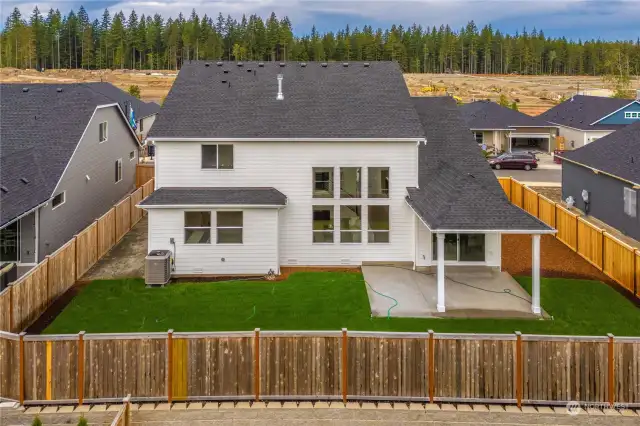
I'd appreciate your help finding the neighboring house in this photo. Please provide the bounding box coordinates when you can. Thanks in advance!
[558,121,640,240]
[141,61,553,314]
[459,100,557,153]
[79,82,160,141]
[538,93,640,150]
[0,84,141,271]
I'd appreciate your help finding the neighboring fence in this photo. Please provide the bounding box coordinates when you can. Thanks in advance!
[499,177,640,300]
[0,330,638,407]
[136,164,155,188]
[0,180,155,334]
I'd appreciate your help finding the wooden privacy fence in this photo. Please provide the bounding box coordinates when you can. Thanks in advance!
[0,179,155,334]
[136,164,155,188]
[0,330,638,407]
[498,177,640,300]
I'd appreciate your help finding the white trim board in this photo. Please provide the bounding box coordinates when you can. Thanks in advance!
[138,204,286,210]
[150,137,427,143]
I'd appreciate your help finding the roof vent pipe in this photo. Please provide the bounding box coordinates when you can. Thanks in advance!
[277,74,284,101]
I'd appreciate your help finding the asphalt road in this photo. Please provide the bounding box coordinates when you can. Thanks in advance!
[492,153,562,186]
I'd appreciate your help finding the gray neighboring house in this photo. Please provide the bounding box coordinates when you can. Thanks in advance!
[558,121,640,240]
[0,83,141,273]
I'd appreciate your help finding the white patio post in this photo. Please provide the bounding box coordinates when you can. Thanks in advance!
[531,234,541,315]
[436,233,446,312]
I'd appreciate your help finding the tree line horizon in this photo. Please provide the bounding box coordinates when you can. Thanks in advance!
[2,5,639,79]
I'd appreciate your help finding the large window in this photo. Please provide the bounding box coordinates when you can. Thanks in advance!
[99,121,108,142]
[624,187,637,218]
[217,212,243,244]
[115,159,123,183]
[340,167,361,198]
[624,112,640,119]
[202,144,234,169]
[433,233,486,262]
[184,212,211,244]
[313,168,334,198]
[340,205,361,243]
[368,167,389,198]
[312,206,334,243]
[368,205,389,243]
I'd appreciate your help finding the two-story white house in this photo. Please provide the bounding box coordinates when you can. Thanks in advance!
[141,61,553,314]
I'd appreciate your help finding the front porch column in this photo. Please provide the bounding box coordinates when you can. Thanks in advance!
[531,234,541,315]
[436,233,445,312]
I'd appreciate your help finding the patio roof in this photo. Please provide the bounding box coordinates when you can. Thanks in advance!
[138,187,287,208]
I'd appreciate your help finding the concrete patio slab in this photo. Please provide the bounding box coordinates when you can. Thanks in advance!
[362,265,544,319]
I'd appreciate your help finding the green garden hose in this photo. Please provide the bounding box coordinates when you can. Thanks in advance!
[365,280,398,320]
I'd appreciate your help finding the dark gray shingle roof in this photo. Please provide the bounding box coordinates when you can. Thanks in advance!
[408,97,553,232]
[459,100,551,129]
[149,61,425,139]
[82,82,160,119]
[0,83,137,226]
[139,187,287,206]
[558,120,640,184]
[537,95,630,130]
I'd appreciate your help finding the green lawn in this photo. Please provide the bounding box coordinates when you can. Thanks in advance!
[44,272,640,335]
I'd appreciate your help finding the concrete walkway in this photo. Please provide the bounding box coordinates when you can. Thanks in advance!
[362,266,541,319]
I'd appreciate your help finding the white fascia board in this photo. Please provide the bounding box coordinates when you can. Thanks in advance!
[590,100,640,125]
[150,137,426,143]
[470,128,511,131]
[507,125,557,128]
[137,204,286,210]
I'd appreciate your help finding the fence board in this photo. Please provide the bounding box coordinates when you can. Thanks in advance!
[183,337,254,398]
[115,197,132,243]
[556,205,578,251]
[24,340,47,401]
[51,339,79,401]
[537,195,556,228]
[136,164,155,188]
[523,187,539,217]
[142,179,154,199]
[260,336,341,398]
[522,339,608,403]
[576,218,605,270]
[0,288,11,332]
[603,234,636,294]
[614,341,640,404]
[511,180,524,208]
[130,188,144,226]
[434,338,515,401]
[76,223,98,278]
[47,239,76,301]
[0,335,20,400]
[347,336,427,399]
[11,262,48,332]
[498,178,511,201]
[97,208,116,259]
[84,338,167,399]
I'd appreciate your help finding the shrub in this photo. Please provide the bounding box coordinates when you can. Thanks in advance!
[31,416,42,426]
[77,416,89,426]
[127,85,141,99]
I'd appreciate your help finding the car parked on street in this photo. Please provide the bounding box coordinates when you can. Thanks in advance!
[489,153,538,171]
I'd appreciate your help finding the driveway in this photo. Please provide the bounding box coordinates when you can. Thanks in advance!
[361,266,542,319]
[493,152,561,187]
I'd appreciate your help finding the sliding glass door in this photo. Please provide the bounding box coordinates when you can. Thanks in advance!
[433,233,485,262]
[0,221,20,262]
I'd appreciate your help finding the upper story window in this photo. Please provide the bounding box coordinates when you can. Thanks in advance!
[99,122,108,142]
[52,191,65,210]
[202,144,234,169]
[313,167,333,198]
[624,187,637,218]
[624,112,640,119]
[115,159,122,183]
[368,167,389,198]
[340,167,361,198]
[139,119,144,132]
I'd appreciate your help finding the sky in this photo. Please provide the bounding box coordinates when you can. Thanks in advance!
[2,0,640,41]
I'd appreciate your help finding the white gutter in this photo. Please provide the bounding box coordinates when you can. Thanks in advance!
[137,204,286,210]
[150,137,427,143]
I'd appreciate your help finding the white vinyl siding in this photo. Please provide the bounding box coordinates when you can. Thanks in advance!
[155,141,417,266]
[148,208,278,275]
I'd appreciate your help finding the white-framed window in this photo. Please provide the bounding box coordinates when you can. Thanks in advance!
[201,144,234,169]
[99,121,108,142]
[432,233,486,262]
[368,205,390,243]
[52,191,65,210]
[217,211,243,244]
[624,112,640,119]
[472,131,484,144]
[340,167,361,198]
[115,159,122,183]
[129,151,135,161]
[313,167,334,198]
[624,187,637,218]
[184,212,211,244]
[368,167,389,198]
[340,205,361,243]
[312,205,334,243]
[139,119,144,132]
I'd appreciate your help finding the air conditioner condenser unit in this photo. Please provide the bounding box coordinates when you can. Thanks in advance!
[145,250,172,286]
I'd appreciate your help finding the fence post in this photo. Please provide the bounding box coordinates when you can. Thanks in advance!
[124,394,132,426]
[113,205,117,245]
[341,328,347,404]
[78,331,85,405]
[167,329,173,404]
[45,256,51,303]
[19,331,25,404]
[8,284,13,333]
[428,330,434,404]
[608,333,615,407]
[515,331,522,409]
[254,328,260,402]
[94,219,100,259]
